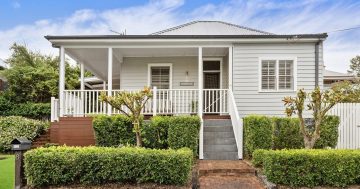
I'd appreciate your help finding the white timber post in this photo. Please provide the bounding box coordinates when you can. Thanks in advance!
[198,47,204,159]
[107,47,113,115]
[59,46,65,117]
[80,63,85,116]
[153,86,157,116]
[103,81,106,90]
[228,46,233,91]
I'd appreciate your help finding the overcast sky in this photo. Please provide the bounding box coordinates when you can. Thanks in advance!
[0,0,359,73]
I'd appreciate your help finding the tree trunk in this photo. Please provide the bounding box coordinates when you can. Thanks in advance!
[303,136,317,149]
[135,131,143,147]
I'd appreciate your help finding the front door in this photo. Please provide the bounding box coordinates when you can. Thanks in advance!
[203,60,221,114]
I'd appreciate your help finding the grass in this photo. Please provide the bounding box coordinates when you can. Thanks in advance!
[0,154,14,189]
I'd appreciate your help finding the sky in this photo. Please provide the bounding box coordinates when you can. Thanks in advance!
[0,0,359,73]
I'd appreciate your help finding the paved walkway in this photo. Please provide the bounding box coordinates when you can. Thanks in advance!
[198,160,265,189]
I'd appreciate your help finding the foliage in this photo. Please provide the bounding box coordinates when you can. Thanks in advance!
[243,115,273,157]
[283,87,345,148]
[256,149,360,187]
[168,116,201,155]
[92,115,135,146]
[244,115,339,155]
[272,117,303,149]
[252,149,268,167]
[142,116,171,149]
[0,116,48,152]
[348,55,360,77]
[331,80,360,103]
[24,146,193,187]
[314,115,340,148]
[100,87,152,147]
[0,43,81,103]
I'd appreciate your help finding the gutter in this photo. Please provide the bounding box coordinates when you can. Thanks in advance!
[315,40,321,87]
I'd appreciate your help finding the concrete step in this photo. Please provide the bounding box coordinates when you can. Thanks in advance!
[198,160,256,176]
[204,126,233,132]
[203,152,239,160]
[204,144,237,152]
[204,119,232,126]
[204,137,236,145]
[204,131,235,139]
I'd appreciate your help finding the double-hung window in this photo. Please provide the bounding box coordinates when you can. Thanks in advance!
[148,64,172,89]
[260,58,295,91]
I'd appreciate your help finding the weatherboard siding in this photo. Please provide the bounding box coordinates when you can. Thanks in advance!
[232,43,324,117]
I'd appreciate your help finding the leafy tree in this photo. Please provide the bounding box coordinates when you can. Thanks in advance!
[348,55,360,77]
[283,87,345,149]
[0,43,81,103]
[100,87,152,147]
[331,80,360,103]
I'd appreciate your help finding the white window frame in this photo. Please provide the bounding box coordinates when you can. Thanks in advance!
[203,57,223,89]
[258,57,297,92]
[147,63,173,89]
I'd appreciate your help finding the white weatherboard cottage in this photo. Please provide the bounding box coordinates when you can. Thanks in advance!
[47,21,327,160]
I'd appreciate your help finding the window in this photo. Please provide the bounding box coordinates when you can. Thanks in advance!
[260,59,295,91]
[148,64,172,89]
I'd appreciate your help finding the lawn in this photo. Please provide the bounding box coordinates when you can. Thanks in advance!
[0,155,14,189]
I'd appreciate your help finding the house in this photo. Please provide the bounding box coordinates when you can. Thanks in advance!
[0,59,8,91]
[323,69,355,89]
[46,21,327,160]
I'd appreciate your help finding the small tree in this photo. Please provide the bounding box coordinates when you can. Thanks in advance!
[99,87,152,147]
[348,55,360,77]
[283,87,344,149]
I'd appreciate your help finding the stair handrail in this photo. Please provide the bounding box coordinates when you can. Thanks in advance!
[228,90,243,159]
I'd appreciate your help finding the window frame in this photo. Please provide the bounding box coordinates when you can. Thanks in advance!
[147,63,173,89]
[258,57,297,92]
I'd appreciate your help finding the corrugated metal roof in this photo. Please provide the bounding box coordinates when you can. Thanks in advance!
[151,21,272,35]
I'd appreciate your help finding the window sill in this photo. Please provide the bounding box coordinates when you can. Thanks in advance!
[258,90,296,93]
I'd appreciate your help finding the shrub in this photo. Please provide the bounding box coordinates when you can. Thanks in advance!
[142,116,171,149]
[243,115,273,157]
[92,115,135,146]
[0,116,49,152]
[168,116,201,155]
[315,115,340,148]
[260,149,360,187]
[0,95,50,120]
[24,146,193,187]
[272,117,303,149]
[252,149,268,167]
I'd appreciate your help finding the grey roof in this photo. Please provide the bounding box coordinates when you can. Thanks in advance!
[324,69,354,79]
[150,21,273,35]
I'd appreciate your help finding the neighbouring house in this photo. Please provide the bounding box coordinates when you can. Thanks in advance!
[323,69,355,89]
[0,59,8,91]
[46,21,327,160]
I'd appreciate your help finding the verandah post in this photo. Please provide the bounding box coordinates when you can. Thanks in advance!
[80,63,85,116]
[107,47,113,116]
[59,46,65,117]
[198,47,204,159]
[153,86,157,116]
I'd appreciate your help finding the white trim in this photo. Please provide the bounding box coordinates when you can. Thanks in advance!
[62,45,233,49]
[228,46,233,90]
[107,47,113,115]
[147,63,173,89]
[202,57,223,89]
[59,46,65,117]
[258,57,297,93]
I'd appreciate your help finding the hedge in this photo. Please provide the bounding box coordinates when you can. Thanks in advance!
[244,115,339,156]
[24,146,193,187]
[243,115,273,157]
[168,116,201,155]
[254,149,360,187]
[92,115,135,146]
[0,96,50,120]
[0,116,49,152]
[142,116,171,149]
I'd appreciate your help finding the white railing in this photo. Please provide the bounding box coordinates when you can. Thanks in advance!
[203,89,228,114]
[50,97,59,122]
[228,90,243,159]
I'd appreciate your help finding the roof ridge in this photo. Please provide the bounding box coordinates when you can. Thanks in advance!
[150,20,273,35]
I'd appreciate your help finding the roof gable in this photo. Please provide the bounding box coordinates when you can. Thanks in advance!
[151,21,272,35]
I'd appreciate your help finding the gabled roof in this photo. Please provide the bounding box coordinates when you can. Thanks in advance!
[324,69,354,80]
[151,21,272,35]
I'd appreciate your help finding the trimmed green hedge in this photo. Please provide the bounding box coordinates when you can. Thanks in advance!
[24,146,193,187]
[168,116,201,155]
[254,149,360,187]
[0,116,49,152]
[243,115,273,157]
[244,115,339,157]
[0,95,50,120]
[92,115,135,146]
[142,116,171,149]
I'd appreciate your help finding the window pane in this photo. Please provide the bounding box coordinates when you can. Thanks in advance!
[151,66,170,89]
[203,61,220,70]
[278,60,293,90]
[261,60,276,90]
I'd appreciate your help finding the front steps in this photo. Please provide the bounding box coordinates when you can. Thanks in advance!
[198,160,265,189]
[203,119,238,160]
